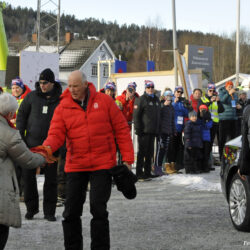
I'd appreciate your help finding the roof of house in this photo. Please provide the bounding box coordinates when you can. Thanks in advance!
[8,39,104,71]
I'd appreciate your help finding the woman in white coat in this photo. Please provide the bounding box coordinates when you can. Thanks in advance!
[0,93,46,249]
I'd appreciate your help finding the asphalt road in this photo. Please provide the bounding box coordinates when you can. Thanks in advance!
[5,167,250,250]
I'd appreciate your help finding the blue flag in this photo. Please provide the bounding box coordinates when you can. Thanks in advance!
[115,60,127,73]
[146,61,155,72]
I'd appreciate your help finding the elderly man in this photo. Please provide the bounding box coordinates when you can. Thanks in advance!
[43,70,134,250]
[17,68,62,221]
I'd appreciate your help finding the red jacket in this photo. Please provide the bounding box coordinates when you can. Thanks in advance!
[43,83,134,172]
[116,90,139,123]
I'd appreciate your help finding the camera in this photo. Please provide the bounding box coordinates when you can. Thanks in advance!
[128,88,134,93]
[235,88,239,91]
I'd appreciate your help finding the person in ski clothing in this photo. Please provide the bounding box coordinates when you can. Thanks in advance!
[100,81,116,100]
[133,80,161,180]
[236,90,248,136]
[190,88,202,112]
[43,70,134,250]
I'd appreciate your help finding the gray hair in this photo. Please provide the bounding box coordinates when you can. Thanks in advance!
[0,93,18,116]
[188,110,197,118]
[81,71,87,83]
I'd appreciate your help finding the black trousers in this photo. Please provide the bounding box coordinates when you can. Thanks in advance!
[23,162,57,216]
[0,224,9,250]
[184,147,202,172]
[203,141,212,171]
[219,120,237,159]
[14,163,24,197]
[136,134,155,176]
[58,146,67,199]
[168,132,183,163]
[62,170,112,250]
[155,134,171,167]
[210,122,219,146]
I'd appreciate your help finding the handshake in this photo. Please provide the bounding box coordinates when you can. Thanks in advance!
[30,145,57,164]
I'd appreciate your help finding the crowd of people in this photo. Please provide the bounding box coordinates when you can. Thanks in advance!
[0,68,250,250]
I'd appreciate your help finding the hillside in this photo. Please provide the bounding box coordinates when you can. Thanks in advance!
[3,3,250,81]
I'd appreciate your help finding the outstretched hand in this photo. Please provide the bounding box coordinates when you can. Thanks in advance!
[238,169,246,181]
[123,161,132,170]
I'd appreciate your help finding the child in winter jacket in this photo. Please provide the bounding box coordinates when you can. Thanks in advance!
[198,105,213,173]
[184,111,203,174]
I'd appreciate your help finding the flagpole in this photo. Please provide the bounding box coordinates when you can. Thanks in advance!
[236,0,240,86]
[172,0,178,87]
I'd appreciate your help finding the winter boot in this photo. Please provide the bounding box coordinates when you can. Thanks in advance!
[154,165,165,176]
[170,162,178,174]
[165,163,175,174]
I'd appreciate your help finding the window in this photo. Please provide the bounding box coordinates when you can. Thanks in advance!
[91,64,97,76]
[103,64,109,77]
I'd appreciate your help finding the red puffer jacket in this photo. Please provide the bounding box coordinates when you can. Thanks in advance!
[43,83,134,172]
[116,90,139,123]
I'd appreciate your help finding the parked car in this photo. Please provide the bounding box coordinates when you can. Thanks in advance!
[220,135,250,232]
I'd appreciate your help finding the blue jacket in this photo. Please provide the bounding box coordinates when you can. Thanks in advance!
[197,118,213,142]
[218,87,238,121]
[172,98,189,132]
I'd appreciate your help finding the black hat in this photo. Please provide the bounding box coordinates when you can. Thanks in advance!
[109,164,137,200]
[39,68,55,83]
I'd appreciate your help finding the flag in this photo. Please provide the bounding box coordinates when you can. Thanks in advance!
[146,61,155,72]
[0,4,8,70]
[115,60,127,73]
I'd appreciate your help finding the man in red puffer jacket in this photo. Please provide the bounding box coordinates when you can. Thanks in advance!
[43,70,134,250]
[115,82,139,129]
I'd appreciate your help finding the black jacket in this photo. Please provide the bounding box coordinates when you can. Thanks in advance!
[160,101,176,135]
[133,92,160,136]
[16,81,62,148]
[184,120,203,148]
[236,98,248,118]
[240,102,250,175]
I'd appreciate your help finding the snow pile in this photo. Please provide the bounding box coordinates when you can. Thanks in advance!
[166,174,222,192]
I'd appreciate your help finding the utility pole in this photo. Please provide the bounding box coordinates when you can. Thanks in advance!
[236,0,240,86]
[148,29,151,61]
[172,0,178,86]
[36,0,61,53]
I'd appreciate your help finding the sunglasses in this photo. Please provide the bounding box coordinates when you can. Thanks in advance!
[177,91,183,94]
[39,80,49,85]
[146,86,154,89]
[208,89,215,92]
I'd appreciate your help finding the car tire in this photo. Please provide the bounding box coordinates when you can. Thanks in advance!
[229,174,250,232]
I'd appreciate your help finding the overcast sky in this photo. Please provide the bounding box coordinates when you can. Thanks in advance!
[8,0,250,36]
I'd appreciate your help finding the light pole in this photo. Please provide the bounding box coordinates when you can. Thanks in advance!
[172,0,178,86]
[236,0,240,86]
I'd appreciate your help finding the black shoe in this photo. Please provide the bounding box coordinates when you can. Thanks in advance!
[147,173,159,178]
[209,167,215,171]
[25,210,39,220]
[44,215,56,222]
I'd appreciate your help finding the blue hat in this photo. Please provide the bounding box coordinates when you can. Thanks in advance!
[11,77,24,90]
[105,82,116,91]
[163,90,173,97]
[207,83,216,90]
[174,86,183,93]
[127,82,137,90]
[145,80,154,88]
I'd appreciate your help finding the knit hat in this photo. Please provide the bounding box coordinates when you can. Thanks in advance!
[11,77,25,90]
[188,110,197,118]
[104,81,116,91]
[163,90,173,97]
[144,80,154,88]
[175,86,183,93]
[225,81,234,88]
[207,83,216,90]
[39,68,55,83]
[127,82,137,90]
[199,104,208,111]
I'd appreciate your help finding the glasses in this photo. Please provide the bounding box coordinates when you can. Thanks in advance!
[177,91,183,94]
[146,86,154,89]
[39,80,49,85]
[208,89,215,92]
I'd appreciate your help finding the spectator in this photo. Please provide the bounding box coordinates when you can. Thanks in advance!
[100,81,116,99]
[133,80,161,180]
[10,77,32,201]
[0,93,45,250]
[16,68,62,221]
[218,81,238,159]
[115,82,139,128]
[168,86,190,172]
[0,86,3,93]
[190,88,202,112]
[198,105,213,173]
[184,111,203,174]
[155,90,176,175]
[236,90,248,136]
[43,70,134,249]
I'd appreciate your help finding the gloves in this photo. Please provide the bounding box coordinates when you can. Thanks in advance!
[30,145,58,164]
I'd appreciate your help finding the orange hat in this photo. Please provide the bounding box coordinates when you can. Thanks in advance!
[199,104,208,111]
[225,81,233,88]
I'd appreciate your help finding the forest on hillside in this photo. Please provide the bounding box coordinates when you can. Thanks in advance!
[3,3,250,82]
